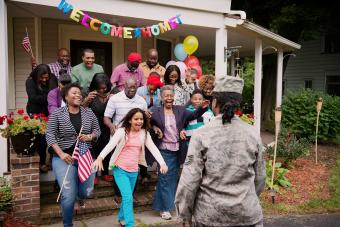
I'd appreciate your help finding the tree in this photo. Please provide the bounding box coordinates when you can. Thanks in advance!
[231,0,340,121]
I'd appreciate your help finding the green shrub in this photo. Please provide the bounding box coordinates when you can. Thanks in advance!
[241,58,254,113]
[265,160,291,192]
[281,89,340,142]
[201,60,215,75]
[0,177,12,211]
[267,127,311,166]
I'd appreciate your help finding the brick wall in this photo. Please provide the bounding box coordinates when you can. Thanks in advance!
[10,149,40,218]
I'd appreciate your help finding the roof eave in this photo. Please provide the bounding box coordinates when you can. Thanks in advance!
[241,20,301,50]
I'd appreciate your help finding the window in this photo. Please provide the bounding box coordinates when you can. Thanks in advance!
[326,75,340,96]
[323,35,340,54]
[305,80,313,89]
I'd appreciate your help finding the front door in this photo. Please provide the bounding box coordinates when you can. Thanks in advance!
[70,40,113,76]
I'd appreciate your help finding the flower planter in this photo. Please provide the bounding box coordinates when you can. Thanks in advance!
[10,132,37,156]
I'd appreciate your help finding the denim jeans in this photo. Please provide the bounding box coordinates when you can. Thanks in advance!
[113,167,138,227]
[152,149,179,211]
[52,157,95,227]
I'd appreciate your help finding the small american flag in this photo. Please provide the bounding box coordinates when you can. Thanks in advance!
[22,30,32,54]
[73,141,93,183]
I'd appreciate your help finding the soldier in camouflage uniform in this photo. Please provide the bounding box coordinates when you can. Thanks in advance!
[175,76,266,227]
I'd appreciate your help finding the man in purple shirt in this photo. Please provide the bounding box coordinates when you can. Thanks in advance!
[110,52,145,91]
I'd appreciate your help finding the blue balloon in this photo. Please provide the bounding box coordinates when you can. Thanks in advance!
[174,43,187,61]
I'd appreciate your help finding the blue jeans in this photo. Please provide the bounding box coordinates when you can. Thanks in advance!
[113,167,138,227]
[52,157,95,227]
[152,149,179,211]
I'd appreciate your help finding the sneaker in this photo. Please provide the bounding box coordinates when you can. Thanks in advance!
[78,199,85,209]
[160,211,172,220]
[94,177,99,185]
[39,164,48,173]
[102,175,113,182]
[118,220,125,227]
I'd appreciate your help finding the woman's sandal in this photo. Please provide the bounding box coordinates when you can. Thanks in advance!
[118,220,125,227]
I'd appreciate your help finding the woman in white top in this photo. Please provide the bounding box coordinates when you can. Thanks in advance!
[163,65,190,106]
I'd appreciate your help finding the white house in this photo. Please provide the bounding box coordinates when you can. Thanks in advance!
[284,36,340,96]
[0,0,300,174]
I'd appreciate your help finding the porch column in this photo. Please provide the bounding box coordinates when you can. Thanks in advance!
[215,27,228,79]
[276,49,283,107]
[230,55,235,77]
[254,38,262,134]
[0,0,9,175]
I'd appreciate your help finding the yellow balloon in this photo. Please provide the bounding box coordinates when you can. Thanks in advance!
[183,35,199,55]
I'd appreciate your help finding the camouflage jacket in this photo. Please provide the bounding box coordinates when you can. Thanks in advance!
[175,115,266,226]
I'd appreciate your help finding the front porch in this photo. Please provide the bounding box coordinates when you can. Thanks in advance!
[0,0,299,224]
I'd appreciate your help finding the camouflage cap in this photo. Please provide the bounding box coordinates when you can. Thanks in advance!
[213,75,244,94]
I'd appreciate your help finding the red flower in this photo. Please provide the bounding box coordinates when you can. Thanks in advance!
[23,116,30,120]
[248,113,254,119]
[234,109,243,116]
[7,118,14,124]
[41,117,48,122]
[17,109,24,115]
[39,113,46,118]
[0,117,4,125]
[33,114,39,119]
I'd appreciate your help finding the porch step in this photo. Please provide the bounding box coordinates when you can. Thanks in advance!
[38,173,158,225]
[38,191,155,225]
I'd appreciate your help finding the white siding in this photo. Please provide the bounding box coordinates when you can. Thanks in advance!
[124,39,137,61]
[141,38,154,61]
[13,18,35,110]
[284,38,340,92]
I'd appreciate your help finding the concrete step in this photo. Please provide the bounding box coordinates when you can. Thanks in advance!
[38,191,155,225]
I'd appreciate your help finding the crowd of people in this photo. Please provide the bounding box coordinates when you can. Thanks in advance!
[27,46,265,227]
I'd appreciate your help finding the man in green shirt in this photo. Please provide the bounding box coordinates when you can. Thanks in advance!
[71,49,104,91]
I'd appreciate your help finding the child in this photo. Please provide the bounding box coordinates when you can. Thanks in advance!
[183,68,199,97]
[185,89,214,141]
[92,108,168,227]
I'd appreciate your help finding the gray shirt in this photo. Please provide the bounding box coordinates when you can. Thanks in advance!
[175,115,266,226]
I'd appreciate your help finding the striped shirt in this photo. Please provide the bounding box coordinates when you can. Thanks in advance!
[104,91,147,126]
[48,61,72,79]
[115,130,142,172]
[46,106,101,154]
[185,105,215,137]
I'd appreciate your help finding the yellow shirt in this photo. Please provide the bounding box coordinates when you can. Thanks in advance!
[139,62,166,81]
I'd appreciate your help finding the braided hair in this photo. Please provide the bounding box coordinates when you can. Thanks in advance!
[213,92,242,124]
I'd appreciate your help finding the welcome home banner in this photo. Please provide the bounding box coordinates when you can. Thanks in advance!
[57,0,183,39]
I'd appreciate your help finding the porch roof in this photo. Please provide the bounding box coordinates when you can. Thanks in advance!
[227,20,301,56]
[8,0,300,58]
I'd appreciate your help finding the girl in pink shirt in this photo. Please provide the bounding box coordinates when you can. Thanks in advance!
[93,108,168,227]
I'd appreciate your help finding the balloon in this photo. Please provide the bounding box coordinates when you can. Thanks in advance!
[191,65,202,79]
[183,35,199,55]
[176,61,187,80]
[174,44,187,61]
[165,60,177,69]
[184,55,200,68]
